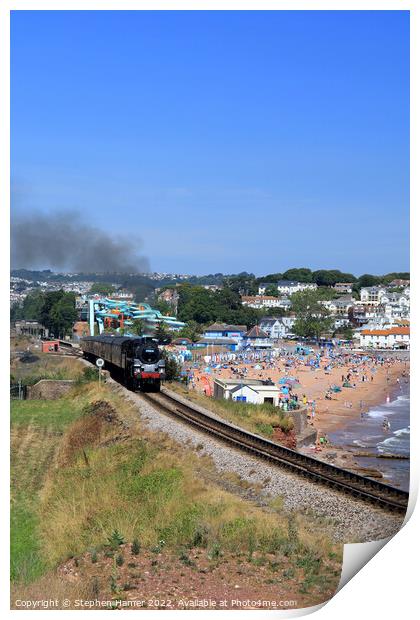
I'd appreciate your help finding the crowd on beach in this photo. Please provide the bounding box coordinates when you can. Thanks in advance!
[181,346,409,439]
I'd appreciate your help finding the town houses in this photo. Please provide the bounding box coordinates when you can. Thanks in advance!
[359,326,410,350]
[258,280,317,296]
[241,295,292,310]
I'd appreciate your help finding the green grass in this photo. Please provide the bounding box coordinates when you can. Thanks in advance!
[10,396,86,584]
[11,399,85,431]
[10,379,342,604]
[10,504,46,583]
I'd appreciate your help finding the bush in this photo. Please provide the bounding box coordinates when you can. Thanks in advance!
[255,423,274,438]
[77,367,99,384]
[107,529,125,549]
[190,525,209,548]
[131,539,140,555]
[278,416,294,433]
[116,553,124,567]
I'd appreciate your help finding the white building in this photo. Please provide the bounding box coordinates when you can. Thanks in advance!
[242,325,272,349]
[276,280,317,296]
[334,282,354,294]
[241,295,291,310]
[324,295,355,316]
[360,286,387,305]
[259,317,290,339]
[213,378,281,406]
[381,290,410,320]
[281,316,297,332]
[359,326,410,350]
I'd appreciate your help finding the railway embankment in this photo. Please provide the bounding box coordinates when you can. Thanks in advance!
[121,384,405,543]
[11,354,344,609]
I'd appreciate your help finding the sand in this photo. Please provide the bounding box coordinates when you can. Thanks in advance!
[188,352,409,440]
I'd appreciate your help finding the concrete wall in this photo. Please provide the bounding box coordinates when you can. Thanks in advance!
[26,380,76,400]
[290,407,318,447]
[289,408,308,435]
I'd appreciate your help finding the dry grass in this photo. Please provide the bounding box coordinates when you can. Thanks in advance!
[10,573,96,610]
[11,370,342,605]
[168,382,294,437]
[11,352,85,385]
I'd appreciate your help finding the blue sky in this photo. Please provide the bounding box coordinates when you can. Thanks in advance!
[11,10,409,275]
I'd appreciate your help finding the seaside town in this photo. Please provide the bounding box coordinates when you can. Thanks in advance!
[11,268,410,489]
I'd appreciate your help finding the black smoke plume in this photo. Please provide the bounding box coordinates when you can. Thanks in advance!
[11,210,150,273]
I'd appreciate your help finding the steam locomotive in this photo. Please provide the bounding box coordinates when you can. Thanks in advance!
[81,335,165,392]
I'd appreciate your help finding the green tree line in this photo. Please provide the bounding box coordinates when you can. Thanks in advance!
[11,290,78,338]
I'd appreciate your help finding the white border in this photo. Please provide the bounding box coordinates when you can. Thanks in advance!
[2,2,417,619]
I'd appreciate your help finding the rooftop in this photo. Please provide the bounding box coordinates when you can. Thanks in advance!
[205,323,247,332]
[196,338,238,345]
[245,325,270,339]
[361,327,410,336]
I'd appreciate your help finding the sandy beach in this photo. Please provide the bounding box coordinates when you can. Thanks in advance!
[187,350,409,441]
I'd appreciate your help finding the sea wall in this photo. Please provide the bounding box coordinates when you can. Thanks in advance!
[290,408,318,448]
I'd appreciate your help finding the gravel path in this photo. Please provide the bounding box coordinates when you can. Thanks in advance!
[114,380,404,544]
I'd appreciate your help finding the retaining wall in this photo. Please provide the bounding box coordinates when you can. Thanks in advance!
[26,379,76,400]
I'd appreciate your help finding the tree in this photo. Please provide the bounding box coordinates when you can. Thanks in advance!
[178,320,202,342]
[39,291,65,332]
[131,319,146,336]
[341,325,354,341]
[154,321,172,344]
[162,350,181,381]
[357,274,382,288]
[222,273,257,295]
[89,283,115,296]
[10,290,44,322]
[312,270,356,286]
[264,284,279,297]
[290,290,333,339]
[283,268,313,282]
[154,300,173,315]
[177,285,218,324]
[258,272,283,283]
[49,293,78,338]
[177,282,261,327]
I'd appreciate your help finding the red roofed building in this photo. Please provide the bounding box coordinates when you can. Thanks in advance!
[243,325,272,349]
[359,326,410,350]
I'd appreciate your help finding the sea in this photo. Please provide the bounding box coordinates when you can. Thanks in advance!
[329,380,410,491]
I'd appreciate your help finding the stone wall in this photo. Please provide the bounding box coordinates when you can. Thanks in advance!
[290,407,318,448]
[290,408,307,435]
[26,380,76,400]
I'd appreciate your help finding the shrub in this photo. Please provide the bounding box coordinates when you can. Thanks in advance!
[179,548,196,568]
[131,538,141,555]
[191,524,209,548]
[107,529,125,549]
[207,542,222,560]
[123,582,134,591]
[77,367,99,384]
[110,575,118,594]
[255,423,274,438]
[278,416,294,433]
[91,549,98,564]
[116,553,124,567]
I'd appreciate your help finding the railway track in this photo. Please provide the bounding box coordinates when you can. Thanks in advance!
[141,389,409,514]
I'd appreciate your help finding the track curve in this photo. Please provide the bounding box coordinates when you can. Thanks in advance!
[141,389,409,514]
